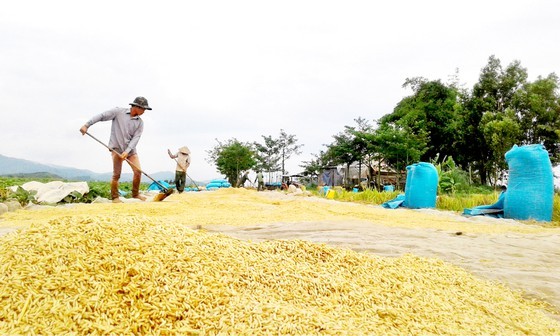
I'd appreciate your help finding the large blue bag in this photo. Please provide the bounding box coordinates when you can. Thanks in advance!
[402,164,415,207]
[504,144,553,221]
[404,162,438,209]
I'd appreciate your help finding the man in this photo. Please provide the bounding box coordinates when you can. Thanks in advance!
[237,171,249,188]
[254,170,264,191]
[79,96,152,203]
[167,146,191,193]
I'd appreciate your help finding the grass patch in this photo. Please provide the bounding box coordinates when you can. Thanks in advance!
[312,186,560,226]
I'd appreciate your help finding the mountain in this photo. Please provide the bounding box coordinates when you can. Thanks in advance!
[0,154,175,182]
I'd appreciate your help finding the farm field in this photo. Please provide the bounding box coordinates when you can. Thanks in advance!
[1,188,559,334]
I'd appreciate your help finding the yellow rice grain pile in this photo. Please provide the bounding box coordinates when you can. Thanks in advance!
[1,188,554,235]
[1,215,559,335]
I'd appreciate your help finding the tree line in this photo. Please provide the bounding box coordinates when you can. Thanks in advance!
[208,55,560,189]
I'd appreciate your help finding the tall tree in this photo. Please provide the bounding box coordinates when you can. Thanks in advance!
[327,128,357,185]
[513,73,560,163]
[480,108,521,185]
[253,136,281,173]
[374,122,426,189]
[383,78,460,162]
[255,129,303,175]
[299,150,333,185]
[459,55,528,184]
[206,138,256,186]
[348,118,373,176]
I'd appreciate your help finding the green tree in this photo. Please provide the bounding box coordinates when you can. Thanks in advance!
[299,150,333,186]
[206,138,256,186]
[324,118,372,186]
[253,136,281,173]
[512,73,560,163]
[381,78,460,163]
[254,129,303,175]
[480,108,521,185]
[460,55,528,184]
[373,123,426,189]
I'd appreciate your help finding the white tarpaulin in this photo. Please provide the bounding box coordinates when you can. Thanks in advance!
[10,181,89,204]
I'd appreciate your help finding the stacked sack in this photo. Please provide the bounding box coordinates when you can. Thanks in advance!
[206,179,232,190]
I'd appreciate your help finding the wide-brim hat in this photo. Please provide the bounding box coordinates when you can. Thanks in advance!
[179,146,191,154]
[129,96,152,110]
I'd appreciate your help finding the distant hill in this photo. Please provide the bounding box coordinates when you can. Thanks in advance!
[1,172,64,179]
[0,154,175,182]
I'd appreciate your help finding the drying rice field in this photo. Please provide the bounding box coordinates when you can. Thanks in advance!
[1,188,559,335]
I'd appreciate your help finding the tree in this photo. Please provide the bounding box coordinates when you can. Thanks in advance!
[512,73,560,163]
[327,118,372,186]
[254,129,303,175]
[206,138,256,186]
[373,122,426,189]
[386,78,461,162]
[459,55,528,184]
[480,108,521,185]
[253,136,281,173]
[299,150,333,185]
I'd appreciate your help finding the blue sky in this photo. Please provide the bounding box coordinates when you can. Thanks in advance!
[1,0,559,181]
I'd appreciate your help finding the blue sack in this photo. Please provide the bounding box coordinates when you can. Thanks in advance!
[404,162,438,209]
[504,144,553,221]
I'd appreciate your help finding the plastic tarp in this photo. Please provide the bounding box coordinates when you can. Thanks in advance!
[463,191,505,218]
[320,169,343,187]
[11,181,89,204]
[382,194,405,209]
[147,180,170,191]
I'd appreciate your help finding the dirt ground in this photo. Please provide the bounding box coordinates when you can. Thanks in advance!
[1,188,559,320]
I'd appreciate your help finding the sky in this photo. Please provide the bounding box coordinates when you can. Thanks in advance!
[1,0,559,182]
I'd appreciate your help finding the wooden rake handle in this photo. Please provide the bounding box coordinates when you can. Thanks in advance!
[85,131,169,192]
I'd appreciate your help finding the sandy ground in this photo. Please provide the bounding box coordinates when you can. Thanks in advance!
[1,189,559,319]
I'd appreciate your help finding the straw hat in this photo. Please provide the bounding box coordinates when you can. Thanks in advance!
[179,146,191,155]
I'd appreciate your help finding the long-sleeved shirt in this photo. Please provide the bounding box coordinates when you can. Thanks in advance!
[169,146,191,172]
[85,107,144,155]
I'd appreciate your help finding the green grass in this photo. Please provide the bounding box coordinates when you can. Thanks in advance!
[319,188,400,205]
[436,193,501,212]
[313,186,560,225]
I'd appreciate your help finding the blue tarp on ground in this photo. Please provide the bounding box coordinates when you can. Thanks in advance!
[147,180,171,191]
[463,191,506,218]
[381,194,406,209]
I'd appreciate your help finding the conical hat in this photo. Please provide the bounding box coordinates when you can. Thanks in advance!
[179,146,191,154]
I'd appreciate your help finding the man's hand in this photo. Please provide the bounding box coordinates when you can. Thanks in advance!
[79,125,88,135]
[120,151,129,160]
